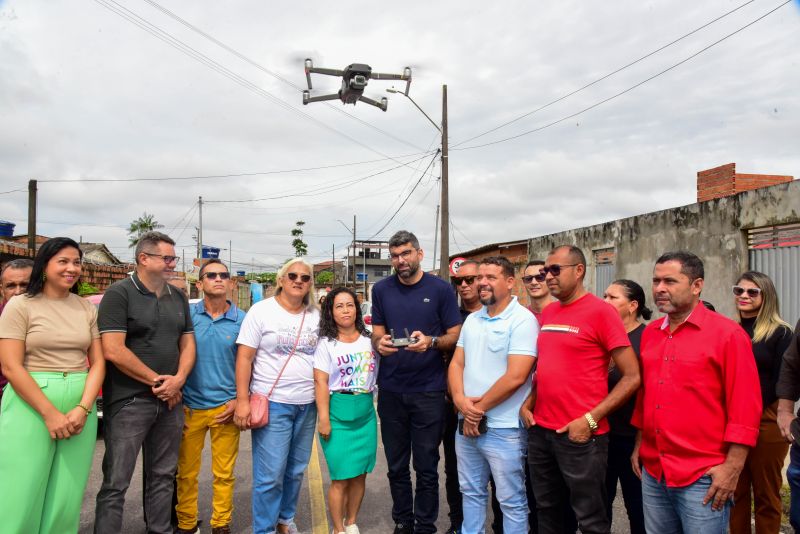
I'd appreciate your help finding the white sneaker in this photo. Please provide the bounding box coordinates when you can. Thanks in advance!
[344,524,360,534]
[332,530,345,534]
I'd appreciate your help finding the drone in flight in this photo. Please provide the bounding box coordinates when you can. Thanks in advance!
[302,59,412,112]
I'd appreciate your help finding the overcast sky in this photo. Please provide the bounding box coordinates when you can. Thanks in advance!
[1,0,799,272]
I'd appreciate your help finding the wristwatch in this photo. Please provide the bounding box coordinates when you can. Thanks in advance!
[584,412,598,433]
[430,336,439,349]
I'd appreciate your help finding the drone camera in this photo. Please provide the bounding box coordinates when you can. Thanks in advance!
[350,74,369,89]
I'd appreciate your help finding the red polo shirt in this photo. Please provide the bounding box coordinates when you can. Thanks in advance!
[533,293,631,434]
[631,302,761,487]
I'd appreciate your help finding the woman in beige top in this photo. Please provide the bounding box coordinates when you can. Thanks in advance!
[0,237,105,534]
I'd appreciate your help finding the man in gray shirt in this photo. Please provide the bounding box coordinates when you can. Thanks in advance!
[94,232,195,534]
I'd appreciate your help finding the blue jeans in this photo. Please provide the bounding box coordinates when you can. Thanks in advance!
[456,427,528,534]
[642,467,730,533]
[787,442,800,530]
[251,401,317,534]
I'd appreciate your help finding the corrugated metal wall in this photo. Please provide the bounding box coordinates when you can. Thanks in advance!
[595,263,617,297]
[749,245,800,327]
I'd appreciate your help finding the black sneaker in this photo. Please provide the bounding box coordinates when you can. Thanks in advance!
[393,523,413,534]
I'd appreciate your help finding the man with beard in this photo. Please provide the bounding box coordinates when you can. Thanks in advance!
[449,256,537,533]
[0,259,33,407]
[631,252,760,532]
[524,245,640,534]
[372,230,462,534]
[95,231,196,534]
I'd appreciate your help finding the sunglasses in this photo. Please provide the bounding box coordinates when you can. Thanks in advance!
[202,272,230,281]
[733,286,761,298]
[453,275,477,285]
[522,274,546,284]
[287,272,312,283]
[540,263,579,277]
[142,252,180,264]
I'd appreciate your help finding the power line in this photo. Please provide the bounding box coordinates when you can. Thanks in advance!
[91,0,420,169]
[367,151,439,240]
[454,0,757,147]
[0,189,26,195]
[454,0,791,151]
[138,0,424,152]
[450,217,478,248]
[204,154,435,204]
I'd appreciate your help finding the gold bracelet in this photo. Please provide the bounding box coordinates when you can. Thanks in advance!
[584,412,598,432]
[76,403,92,415]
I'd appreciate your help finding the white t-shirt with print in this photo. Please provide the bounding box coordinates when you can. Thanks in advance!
[313,335,378,393]
[237,297,320,404]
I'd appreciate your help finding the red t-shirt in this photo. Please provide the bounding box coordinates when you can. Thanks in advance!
[533,293,631,434]
[631,303,761,487]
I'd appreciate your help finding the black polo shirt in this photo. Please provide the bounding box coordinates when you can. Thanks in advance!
[98,272,193,409]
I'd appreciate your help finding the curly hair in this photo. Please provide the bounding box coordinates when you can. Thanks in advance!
[318,286,370,340]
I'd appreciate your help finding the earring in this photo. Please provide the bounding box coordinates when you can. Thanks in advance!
[43,273,47,282]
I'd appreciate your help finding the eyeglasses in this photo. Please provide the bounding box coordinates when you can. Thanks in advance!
[142,252,179,264]
[287,272,312,283]
[733,286,761,298]
[202,272,231,280]
[540,263,579,277]
[453,275,477,286]
[522,274,546,284]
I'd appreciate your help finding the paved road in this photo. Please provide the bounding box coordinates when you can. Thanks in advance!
[79,422,634,534]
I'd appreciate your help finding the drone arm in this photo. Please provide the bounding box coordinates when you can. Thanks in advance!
[308,67,345,77]
[303,92,342,105]
[358,95,388,112]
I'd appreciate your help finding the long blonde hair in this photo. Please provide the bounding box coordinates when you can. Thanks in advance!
[275,258,316,309]
[737,271,790,343]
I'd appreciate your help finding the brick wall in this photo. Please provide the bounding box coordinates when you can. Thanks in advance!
[697,163,793,202]
[80,263,134,292]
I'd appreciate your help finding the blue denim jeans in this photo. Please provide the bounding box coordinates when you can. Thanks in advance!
[251,401,317,534]
[787,442,800,530]
[642,467,730,533]
[456,426,528,534]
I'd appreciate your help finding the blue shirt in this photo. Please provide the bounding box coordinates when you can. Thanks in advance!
[457,296,538,428]
[372,272,462,393]
[184,300,244,409]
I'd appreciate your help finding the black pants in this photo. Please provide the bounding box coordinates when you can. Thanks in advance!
[605,434,645,534]
[527,426,610,534]
[378,390,446,534]
[442,400,463,529]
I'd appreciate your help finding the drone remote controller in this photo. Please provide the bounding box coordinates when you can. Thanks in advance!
[390,328,419,348]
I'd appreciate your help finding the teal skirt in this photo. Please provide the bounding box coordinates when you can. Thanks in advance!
[320,392,377,480]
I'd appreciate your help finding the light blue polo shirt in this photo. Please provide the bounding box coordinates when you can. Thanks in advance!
[457,296,538,428]
[184,300,245,410]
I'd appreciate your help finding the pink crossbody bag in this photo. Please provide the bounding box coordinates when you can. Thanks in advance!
[249,310,307,428]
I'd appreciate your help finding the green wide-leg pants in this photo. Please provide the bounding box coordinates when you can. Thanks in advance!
[0,371,97,534]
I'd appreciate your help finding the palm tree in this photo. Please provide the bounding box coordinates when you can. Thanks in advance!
[128,212,164,248]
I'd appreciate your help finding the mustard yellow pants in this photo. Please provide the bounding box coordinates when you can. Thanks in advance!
[175,403,240,529]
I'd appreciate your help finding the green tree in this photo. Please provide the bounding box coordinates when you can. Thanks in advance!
[127,212,164,248]
[291,220,308,257]
[315,270,333,286]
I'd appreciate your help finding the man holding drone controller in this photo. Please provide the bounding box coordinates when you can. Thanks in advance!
[371,230,462,534]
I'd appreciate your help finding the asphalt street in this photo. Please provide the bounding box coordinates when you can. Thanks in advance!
[79,421,633,534]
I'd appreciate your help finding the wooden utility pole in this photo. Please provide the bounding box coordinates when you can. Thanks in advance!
[439,85,450,281]
[332,243,336,284]
[363,240,368,300]
[352,215,357,286]
[197,196,203,260]
[27,179,37,252]
[432,203,440,271]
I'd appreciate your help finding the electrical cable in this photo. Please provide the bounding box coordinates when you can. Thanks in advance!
[454,0,791,151]
[38,151,430,183]
[453,0,757,147]
[366,151,439,240]
[450,217,478,248]
[138,0,424,152]
[91,0,423,170]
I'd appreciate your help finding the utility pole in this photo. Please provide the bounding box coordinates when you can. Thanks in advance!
[197,196,203,260]
[439,85,450,282]
[352,215,357,287]
[332,243,336,284]
[229,240,232,270]
[345,245,350,286]
[363,240,368,301]
[27,179,37,252]
[432,203,440,271]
